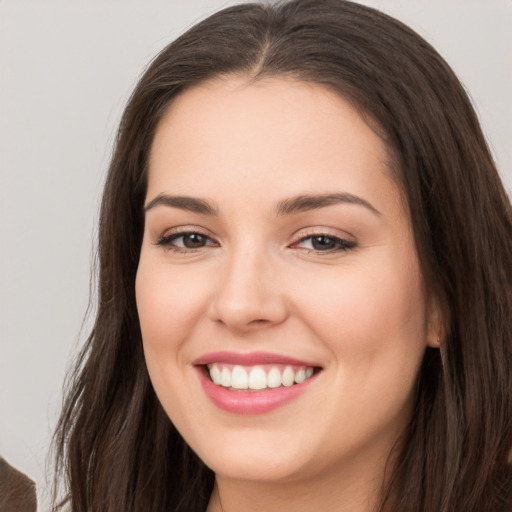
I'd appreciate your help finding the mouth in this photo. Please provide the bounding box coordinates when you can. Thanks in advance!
[193,352,322,414]
[205,363,317,391]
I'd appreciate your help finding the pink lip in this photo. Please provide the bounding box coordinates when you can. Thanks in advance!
[193,351,316,367]
[193,351,321,415]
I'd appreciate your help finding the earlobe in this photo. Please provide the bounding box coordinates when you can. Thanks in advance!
[426,294,445,349]
[429,334,441,349]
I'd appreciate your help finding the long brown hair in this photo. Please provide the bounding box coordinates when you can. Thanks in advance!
[52,1,512,510]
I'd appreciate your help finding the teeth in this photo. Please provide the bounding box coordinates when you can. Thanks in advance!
[282,366,295,387]
[221,367,231,387]
[248,366,267,390]
[231,365,248,389]
[267,367,282,388]
[294,368,306,384]
[210,364,222,385]
[207,363,316,390]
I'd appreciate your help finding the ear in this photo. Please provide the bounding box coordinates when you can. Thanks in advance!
[426,293,445,348]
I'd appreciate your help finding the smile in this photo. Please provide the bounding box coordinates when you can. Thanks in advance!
[207,363,315,390]
[193,352,322,414]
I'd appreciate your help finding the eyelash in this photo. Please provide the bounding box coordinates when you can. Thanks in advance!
[292,232,357,253]
[155,230,356,254]
[155,230,217,253]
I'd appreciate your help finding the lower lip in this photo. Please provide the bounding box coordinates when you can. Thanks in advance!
[196,367,319,414]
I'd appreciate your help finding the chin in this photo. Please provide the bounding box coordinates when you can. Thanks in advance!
[186,425,324,484]
[205,452,309,483]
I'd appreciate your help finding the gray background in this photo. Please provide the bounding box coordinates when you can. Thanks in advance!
[1,1,511,508]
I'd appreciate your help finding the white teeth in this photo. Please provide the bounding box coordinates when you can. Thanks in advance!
[210,364,222,385]
[231,365,248,389]
[282,366,295,387]
[294,368,306,384]
[221,366,231,387]
[207,363,316,390]
[267,367,282,388]
[248,366,267,390]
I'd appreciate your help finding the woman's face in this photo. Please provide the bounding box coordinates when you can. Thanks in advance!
[136,77,438,486]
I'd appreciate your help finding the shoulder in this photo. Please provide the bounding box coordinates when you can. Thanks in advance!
[0,457,37,512]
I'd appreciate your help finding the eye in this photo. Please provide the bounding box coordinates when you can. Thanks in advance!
[294,234,356,253]
[156,231,218,251]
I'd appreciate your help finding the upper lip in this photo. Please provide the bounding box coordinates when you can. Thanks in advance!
[193,351,319,367]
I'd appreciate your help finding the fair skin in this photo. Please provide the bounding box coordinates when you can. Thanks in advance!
[136,77,439,512]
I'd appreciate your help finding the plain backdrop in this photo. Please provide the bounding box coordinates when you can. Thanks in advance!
[1,0,511,509]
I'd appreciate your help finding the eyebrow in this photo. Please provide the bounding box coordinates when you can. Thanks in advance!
[144,191,380,217]
[144,194,219,215]
[276,193,381,216]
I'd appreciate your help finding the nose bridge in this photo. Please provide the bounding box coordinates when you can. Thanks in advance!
[209,238,287,330]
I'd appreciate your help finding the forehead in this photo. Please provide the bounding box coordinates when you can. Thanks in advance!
[151,76,387,163]
[147,77,402,218]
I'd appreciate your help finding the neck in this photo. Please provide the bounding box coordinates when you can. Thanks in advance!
[206,452,395,512]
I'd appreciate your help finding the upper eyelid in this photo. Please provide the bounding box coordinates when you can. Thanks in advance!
[166,232,214,242]
[291,234,355,248]
[155,231,219,253]
[153,226,355,246]
[290,227,355,243]
[296,231,347,241]
[156,225,214,239]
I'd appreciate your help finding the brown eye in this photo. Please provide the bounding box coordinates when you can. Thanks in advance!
[311,235,338,251]
[294,234,357,253]
[181,233,208,248]
[156,231,217,251]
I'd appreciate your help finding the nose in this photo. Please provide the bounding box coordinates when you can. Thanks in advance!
[208,247,288,333]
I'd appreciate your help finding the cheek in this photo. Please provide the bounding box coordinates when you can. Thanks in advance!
[135,257,210,423]
[296,253,428,378]
[135,258,209,351]
[294,256,428,448]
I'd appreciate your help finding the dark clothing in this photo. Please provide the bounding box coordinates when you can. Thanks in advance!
[0,457,37,512]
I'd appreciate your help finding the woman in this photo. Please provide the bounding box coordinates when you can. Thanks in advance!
[52,0,512,511]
